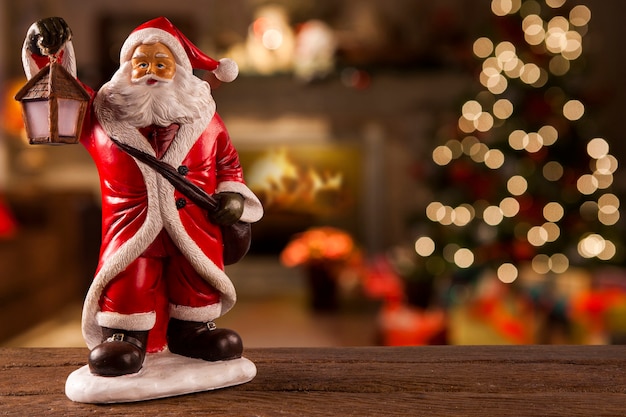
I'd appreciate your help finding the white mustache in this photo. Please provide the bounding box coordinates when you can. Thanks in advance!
[132,74,173,85]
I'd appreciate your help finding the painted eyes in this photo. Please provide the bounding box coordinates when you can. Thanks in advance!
[134,62,168,70]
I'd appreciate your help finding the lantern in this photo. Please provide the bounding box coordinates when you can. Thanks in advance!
[14,61,89,145]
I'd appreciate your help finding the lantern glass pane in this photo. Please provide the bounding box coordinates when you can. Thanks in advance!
[58,98,81,137]
[24,100,50,139]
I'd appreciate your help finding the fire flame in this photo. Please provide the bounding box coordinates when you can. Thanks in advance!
[246,148,344,213]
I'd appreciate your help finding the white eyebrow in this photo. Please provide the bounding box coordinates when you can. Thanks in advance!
[132,51,147,59]
[155,52,170,58]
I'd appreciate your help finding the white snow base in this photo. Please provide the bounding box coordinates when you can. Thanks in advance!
[65,350,256,403]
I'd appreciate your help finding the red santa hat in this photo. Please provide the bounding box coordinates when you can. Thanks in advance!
[120,17,238,82]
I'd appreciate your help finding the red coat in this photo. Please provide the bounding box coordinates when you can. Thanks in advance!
[78,88,263,349]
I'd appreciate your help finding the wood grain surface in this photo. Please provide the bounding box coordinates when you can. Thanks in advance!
[1,346,625,416]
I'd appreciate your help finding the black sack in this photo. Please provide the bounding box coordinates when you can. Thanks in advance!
[221,221,252,265]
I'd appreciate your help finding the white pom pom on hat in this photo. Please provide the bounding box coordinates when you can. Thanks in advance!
[120,16,239,82]
[214,57,238,83]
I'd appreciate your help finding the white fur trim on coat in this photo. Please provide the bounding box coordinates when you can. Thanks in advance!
[96,311,156,332]
[169,302,223,322]
[217,181,263,223]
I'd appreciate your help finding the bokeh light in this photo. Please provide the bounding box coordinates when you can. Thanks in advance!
[415,237,436,257]
[483,205,504,226]
[569,5,591,27]
[563,99,584,120]
[578,234,609,259]
[473,37,494,58]
[497,263,518,283]
[527,225,548,247]
[507,175,528,195]
[493,99,514,119]
[454,248,475,268]
[546,0,566,8]
[543,161,564,181]
[484,149,505,169]
[500,197,520,217]
[576,174,598,195]
[491,0,522,16]
[587,138,609,159]
[543,202,564,222]
[433,145,453,166]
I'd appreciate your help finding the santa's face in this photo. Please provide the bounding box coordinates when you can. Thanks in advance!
[99,42,215,128]
[131,42,176,85]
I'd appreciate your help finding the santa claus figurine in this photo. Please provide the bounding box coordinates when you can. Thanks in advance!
[21,17,263,378]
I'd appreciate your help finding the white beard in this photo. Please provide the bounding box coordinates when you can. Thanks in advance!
[98,61,215,128]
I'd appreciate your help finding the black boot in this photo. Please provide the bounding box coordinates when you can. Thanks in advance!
[167,318,243,361]
[88,328,149,377]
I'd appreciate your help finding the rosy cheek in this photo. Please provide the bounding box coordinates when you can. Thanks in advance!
[131,69,144,79]
[157,68,173,79]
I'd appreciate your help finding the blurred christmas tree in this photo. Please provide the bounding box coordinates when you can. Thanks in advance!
[397,0,624,338]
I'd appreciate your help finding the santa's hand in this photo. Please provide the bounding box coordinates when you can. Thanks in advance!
[210,192,244,226]
[28,17,72,57]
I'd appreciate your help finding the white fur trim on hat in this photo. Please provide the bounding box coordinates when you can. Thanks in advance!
[120,27,192,71]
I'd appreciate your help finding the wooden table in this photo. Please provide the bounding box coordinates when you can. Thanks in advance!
[1,346,625,416]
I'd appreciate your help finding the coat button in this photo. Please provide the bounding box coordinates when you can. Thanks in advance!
[177,165,189,176]
[176,198,187,209]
